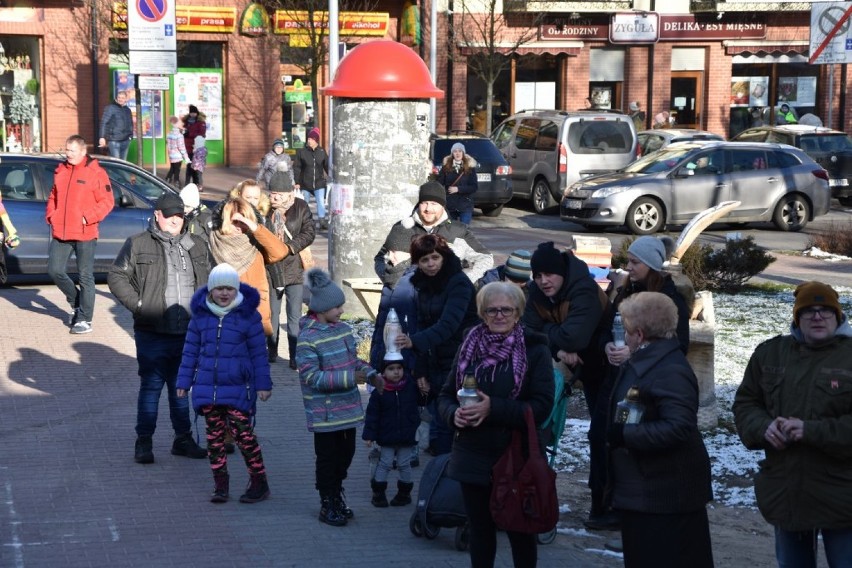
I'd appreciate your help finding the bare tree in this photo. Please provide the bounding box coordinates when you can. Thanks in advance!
[452,0,546,132]
[263,0,378,131]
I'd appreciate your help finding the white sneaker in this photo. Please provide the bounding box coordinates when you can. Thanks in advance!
[70,321,93,334]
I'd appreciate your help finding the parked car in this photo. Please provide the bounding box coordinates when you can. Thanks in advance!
[730,124,852,205]
[0,153,188,279]
[560,141,831,235]
[637,128,723,156]
[429,131,512,217]
[491,109,638,214]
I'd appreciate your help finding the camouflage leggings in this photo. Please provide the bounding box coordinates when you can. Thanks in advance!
[201,405,265,476]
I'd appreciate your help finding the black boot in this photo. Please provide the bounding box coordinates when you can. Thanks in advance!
[211,472,229,503]
[134,435,154,464]
[335,486,354,519]
[390,481,414,506]
[171,432,207,459]
[370,480,389,508]
[287,335,298,370]
[319,494,347,526]
[239,473,270,503]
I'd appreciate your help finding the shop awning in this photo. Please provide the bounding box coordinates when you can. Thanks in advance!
[723,40,809,56]
[458,41,583,57]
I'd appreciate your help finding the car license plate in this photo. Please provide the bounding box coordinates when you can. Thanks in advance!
[829,178,848,187]
[477,173,491,182]
[565,200,583,209]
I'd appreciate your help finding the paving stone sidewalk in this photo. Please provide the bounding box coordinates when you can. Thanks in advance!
[0,284,612,568]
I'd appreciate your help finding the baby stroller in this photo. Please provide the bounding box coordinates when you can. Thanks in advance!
[536,367,570,544]
[409,452,470,551]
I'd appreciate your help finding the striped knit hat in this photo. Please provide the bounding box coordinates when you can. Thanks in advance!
[503,250,532,283]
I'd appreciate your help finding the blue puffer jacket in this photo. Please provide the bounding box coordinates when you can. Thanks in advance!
[362,376,425,447]
[176,283,272,414]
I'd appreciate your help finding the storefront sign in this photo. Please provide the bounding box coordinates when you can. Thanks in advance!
[609,12,659,44]
[240,3,270,37]
[540,19,609,41]
[273,11,389,37]
[113,4,236,33]
[660,15,766,40]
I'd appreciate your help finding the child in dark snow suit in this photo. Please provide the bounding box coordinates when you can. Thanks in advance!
[176,263,272,504]
[362,353,426,507]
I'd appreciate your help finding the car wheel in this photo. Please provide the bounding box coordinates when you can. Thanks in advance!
[773,194,810,232]
[532,179,556,214]
[625,197,664,235]
[480,204,504,217]
[839,196,852,207]
[410,513,423,537]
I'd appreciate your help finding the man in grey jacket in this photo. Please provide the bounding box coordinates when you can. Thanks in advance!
[98,91,133,160]
[108,192,211,464]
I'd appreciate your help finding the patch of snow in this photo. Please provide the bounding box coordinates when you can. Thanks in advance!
[803,247,852,262]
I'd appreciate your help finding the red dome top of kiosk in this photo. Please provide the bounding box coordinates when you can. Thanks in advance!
[322,41,444,99]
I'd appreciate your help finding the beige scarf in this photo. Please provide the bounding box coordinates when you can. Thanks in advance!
[208,230,257,274]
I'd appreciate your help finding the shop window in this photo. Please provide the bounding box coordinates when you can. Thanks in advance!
[0,37,41,152]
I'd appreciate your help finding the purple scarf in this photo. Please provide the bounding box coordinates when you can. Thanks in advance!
[455,322,527,400]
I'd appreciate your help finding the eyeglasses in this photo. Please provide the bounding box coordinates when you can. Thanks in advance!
[800,307,835,320]
[484,307,516,318]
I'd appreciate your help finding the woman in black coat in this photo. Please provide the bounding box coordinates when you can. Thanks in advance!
[605,292,713,568]
[396,233,479,455]
[437,281,554,568]
[435,142,478,225]
[264,171,315,368]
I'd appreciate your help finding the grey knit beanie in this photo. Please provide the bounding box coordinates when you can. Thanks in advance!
[627,236,674,272]
[305,268,345,313]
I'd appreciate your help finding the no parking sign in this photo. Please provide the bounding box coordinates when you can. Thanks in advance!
[128,0,177,52]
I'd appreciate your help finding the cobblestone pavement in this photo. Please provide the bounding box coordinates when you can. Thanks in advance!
[0,284,618,568]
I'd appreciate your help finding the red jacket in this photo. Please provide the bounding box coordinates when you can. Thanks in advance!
[45,156,114,241]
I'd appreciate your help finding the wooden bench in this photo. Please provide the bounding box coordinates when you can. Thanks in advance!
[342,277,384,321]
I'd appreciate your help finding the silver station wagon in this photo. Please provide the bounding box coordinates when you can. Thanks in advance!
[560,141,831,235]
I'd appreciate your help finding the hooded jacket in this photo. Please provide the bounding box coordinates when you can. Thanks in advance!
[257,144,295,188]
[373,210,493,288]
[436,153,478,217]
[296,314,377,433]
[733,316,852,531]
[45,156,114,241]
[176,283,272,414]
[293,145,328,192]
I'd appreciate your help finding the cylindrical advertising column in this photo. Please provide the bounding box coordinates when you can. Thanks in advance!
[322,41,443,318]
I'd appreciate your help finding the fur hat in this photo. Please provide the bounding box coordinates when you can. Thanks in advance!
[155,192,185,217]
[503,249,532,283]
[451,142,466,154]
[629,101,640,112]
[305,268,345,313]
[307,128,321,143]
[793,281,842,325]
[418,181,447,208]
[179,183,200,209]
[188,104,199,114]
[208,263,240,290]
[268,171,293,193]
[530,242,567,276]
[627,236,674,272]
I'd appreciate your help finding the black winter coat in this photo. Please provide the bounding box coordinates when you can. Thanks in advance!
[266,199,315,288]
[107,226,211,333]
[436,155,478,218]
[293,146,328,191]
[99,101,133,142]
[607,337,712,514]
[438,328,554,485]
[362,376,426,447]
[409,254,480,390]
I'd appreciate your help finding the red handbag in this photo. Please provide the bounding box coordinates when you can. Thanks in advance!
[489,405,559,534]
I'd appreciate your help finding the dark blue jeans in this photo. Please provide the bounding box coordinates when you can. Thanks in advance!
[134,331,192,438]
[775,526,852,568]
[47,238,97,322]
[107,139,131,161]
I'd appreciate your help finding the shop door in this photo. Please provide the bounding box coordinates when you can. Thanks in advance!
[670,72,703,129]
